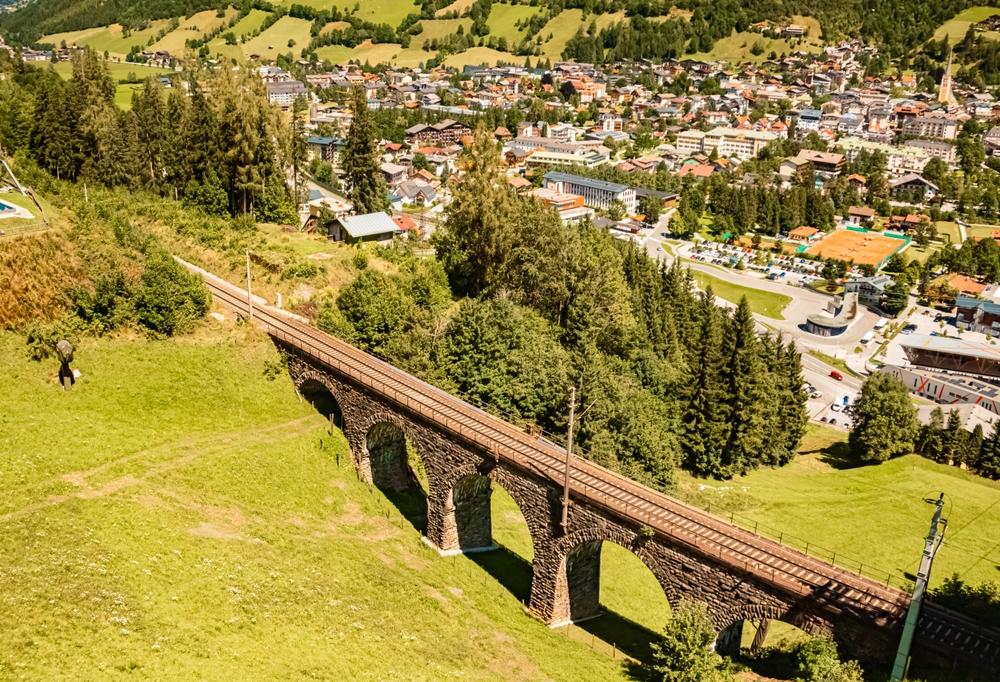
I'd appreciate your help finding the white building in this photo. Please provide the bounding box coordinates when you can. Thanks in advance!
[543,171,636,214]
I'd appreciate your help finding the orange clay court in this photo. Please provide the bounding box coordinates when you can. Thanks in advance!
[805,229,906,267]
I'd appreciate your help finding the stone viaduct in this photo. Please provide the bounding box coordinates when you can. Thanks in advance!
[192,263,1000,672]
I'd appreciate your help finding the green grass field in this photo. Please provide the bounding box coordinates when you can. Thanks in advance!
[46,61,172,111]
[276,0,420,28]
[240,15,313,60]
[486,2,543,43]
[316,40,404,65]
[443,46,521,68]
[934,6,1000,43]
[41,20,173,58]
[148,8,237,55]
[0,328,638,680]
[689,269,792,319]
[934,220,963,244]
[436,0,476,16]
[676,425,1000,590]
[413,17,472,48]
[538,10,625,60]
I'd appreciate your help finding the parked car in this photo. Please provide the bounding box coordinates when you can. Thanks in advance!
[830,370,844,381]
[831,403,841,412]
[810,390,822,399]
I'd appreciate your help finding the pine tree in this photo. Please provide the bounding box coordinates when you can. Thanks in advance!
[132,78,167,187]
[917,406,945,460]
[681,289,729,478]
[942,409,966,464]
[720,297,766,477]
[343,85,389,215]
[977,421,1000,479]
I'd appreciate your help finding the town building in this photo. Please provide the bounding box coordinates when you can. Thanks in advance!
[265,80,308,109]
[844,274,894,309]
[328,212,400,243]
[404,119,472,146]
[542,171,636,214]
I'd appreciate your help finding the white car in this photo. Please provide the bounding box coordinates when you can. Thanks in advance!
[831,403,841,412]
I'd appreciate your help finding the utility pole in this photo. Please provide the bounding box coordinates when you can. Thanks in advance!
[560,385,576,530]
[245,249,254,321]
[890,493,947,682]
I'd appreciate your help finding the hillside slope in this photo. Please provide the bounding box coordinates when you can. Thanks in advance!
[0,326,646,679]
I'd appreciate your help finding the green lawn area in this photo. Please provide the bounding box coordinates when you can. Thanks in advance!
[904,242,941,265]
[966,223,1000,241]
[689,269,791,319]
[0,329,634,680]
[240,15,313,60]
[934,220,963,244]
[675,425,1000,590]
[45,61,172,111]
[487,2,543,43]
[807,350,861,379]
[934,6,1000,43]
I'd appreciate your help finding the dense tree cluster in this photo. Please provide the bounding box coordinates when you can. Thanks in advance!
[850,373,1000,479]
[0,50,297,221]
[323,128,807,487]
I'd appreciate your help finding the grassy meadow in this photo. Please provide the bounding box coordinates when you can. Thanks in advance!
[689,269,792,319]
[486,3,544,43]
[0,327,636,680]
[676,425,1000,590]
[240,15,314,60]
[934,6,1000,43]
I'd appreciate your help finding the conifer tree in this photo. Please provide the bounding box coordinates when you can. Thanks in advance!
[720,297,766,477]
[681,288,729,478]
[977,421,1000,479]
[343,85,389,215]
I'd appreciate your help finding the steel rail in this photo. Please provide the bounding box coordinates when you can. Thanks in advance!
[196,267,911,622]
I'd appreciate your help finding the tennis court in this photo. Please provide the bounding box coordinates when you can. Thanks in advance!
[805,228,908,267]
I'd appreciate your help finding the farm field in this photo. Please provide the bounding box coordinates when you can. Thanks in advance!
[934,6,1000,43]
[240,15,313,60]
[675,425,1000,589]
[486,2,543,43]
[692,15,823,64]
[412,17,472,48]
[436,0,476,17]
[276,0,420,28]
[316,40,404,65]
[205,9,272,60]
[538,10,625,60]
[689,269,791,319]
[40,20,172,58]
[0,329,635,680]
[148,8,237,55]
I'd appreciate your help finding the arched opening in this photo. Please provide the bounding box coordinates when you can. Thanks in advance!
[556,539,672,662]
[719,615,817,678]
[467,479,534,603]
[299,379,343,431]
[365,421,427,532]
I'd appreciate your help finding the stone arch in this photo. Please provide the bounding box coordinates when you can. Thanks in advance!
[298,377,344,431]
[713,603,832,657]
[430,463,541,560]
[364,420,423,492]
[545,526,674,627]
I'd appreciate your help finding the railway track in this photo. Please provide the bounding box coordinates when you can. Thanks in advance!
[185,260,1000,665]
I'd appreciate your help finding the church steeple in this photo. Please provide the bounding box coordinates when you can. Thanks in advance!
[939,51,957,106]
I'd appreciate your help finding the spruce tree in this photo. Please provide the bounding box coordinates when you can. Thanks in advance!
[343,85,389,215]
[977,421,1000,479]
[681,289,729,478]
[720,297,766,477]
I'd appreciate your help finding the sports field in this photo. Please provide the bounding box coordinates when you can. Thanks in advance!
[806,228,907,267]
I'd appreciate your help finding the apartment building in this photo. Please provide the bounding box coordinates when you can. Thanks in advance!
[838,137,931,176]
[901,115,959,140]
[676,127,777,160]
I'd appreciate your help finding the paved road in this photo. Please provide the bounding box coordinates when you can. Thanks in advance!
[641,223,863,424]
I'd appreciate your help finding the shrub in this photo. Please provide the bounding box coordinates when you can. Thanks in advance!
[132,248,209,336]
[70,270,133,334]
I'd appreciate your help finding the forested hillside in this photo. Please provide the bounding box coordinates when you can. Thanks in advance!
[0,0,987,62]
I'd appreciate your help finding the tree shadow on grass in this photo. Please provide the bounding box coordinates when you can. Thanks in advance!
[578,609,661,666]
[809,440,865,470]
[468,542,533,603]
